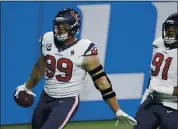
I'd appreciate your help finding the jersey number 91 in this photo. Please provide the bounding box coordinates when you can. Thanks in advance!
[151,52,173,80]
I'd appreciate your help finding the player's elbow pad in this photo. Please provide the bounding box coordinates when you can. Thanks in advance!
[88,65,111,83]
[100,87,116,100]
[88,65,116,100]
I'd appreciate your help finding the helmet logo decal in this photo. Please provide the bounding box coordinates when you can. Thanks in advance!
[71,11,79,23]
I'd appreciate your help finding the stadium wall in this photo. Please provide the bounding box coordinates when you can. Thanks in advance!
[1,1,177,125]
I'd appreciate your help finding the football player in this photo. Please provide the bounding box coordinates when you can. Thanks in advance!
[14,8,137,129]
[133,13,178,129]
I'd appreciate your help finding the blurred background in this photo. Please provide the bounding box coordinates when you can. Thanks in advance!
[1,1,177,129]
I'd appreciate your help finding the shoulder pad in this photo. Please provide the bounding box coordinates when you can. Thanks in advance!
[39,32,53,44]
[152,37,165,48]
[79,39,98,56]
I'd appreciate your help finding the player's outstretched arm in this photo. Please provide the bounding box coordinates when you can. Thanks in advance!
[14,56,45,97]
[14,34,46,98]
[82,55,120,112]
[82,55,137,125]
[25,55,46,89]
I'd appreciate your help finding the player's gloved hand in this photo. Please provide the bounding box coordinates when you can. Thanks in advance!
[115,109,137,126]
[14,83,36,97]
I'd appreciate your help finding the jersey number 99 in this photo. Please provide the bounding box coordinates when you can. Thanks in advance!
[45,55,73,82]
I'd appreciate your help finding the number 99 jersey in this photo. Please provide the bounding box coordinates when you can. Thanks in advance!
[40,32,98,98]
[150,37,177,110]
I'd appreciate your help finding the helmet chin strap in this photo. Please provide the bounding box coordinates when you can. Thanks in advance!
[54,25,70,43]
[164,37,178,49]
[164,37,177,44]
[56,33,69,42]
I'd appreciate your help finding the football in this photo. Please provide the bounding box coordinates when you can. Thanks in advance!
[14,90,34,108]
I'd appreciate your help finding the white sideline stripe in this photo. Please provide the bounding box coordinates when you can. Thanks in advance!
[58,96,79,129]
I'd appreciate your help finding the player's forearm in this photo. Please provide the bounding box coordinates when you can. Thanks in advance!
[82,56,120,112]
[26,67,43,89]
[26,56,45,89]
[105,96,120,113]
[95,77,120,113]
[173,87,178,96]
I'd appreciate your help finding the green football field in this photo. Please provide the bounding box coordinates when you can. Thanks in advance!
[1,120,133,129]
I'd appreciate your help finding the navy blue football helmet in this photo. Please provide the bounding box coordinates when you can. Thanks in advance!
[162,13,178,47]
[53,8,81,44]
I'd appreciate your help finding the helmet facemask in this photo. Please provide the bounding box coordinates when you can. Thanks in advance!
[53,17,72,43]
[162,18,178,48]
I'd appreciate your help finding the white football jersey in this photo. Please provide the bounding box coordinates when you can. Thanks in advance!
[149,37,177,110]
[40,32,98,98]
